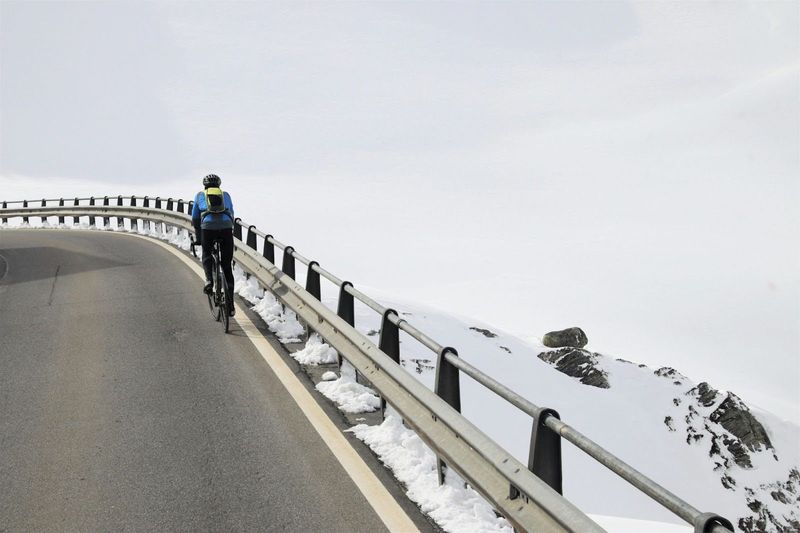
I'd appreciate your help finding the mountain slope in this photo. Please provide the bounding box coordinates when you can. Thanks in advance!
[331,292,800,532]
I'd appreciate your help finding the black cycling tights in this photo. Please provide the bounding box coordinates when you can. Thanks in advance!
[201,228,234,291]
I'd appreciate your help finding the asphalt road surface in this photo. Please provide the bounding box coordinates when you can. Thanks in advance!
[0,229,427,532]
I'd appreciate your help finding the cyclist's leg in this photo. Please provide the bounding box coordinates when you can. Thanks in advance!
[200,228,216,292]
[220,228,235,314]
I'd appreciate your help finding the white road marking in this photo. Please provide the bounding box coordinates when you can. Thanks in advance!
[119,232,420,533]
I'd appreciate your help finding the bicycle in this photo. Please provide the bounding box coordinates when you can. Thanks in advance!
[191,236,232,333]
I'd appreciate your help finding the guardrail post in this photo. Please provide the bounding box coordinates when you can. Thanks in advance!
[58,198,65,225]
[263,234,275,264]
[166,197,174,211]
[155,197,165,233]
[233,218,242,240]
[282,246,296,279]
[694,513,734,533]
[188,200,194,215]
[435,346,461,484]
[305,261,321,300]
[302,261,322,337]
[22,200,29,224]
[526,408,563,495]
[72,198,80,225]
[130,196,138,232]
[379,308,401,415]
[143,196,150,232]
[246,225,258,250]
[177,199,184,213]
[88,197,96,226]
[379,309,400,364]
[103,196,110,228]
[116,195,124,229]
[336,281,355,367]
[40,199,47,224]
[1,201,6,224]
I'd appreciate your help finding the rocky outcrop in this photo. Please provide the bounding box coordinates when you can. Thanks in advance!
[654,366,688,386]
[542,327,588,349]
[680,383,774,470]
[738,469,800,533]
[709,393,773,453]
[537,347,609,388]
[469,327,497,338]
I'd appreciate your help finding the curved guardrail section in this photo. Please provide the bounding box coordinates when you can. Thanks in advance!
[1,197,734,533]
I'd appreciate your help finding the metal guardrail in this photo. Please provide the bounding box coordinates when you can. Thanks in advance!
[1,197,735,533]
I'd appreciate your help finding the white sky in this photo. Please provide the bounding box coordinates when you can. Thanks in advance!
[1,1,798,419]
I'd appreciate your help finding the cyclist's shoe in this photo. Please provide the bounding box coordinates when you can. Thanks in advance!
[203,281,213,294]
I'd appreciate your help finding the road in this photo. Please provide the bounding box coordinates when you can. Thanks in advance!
[0,229,428,532]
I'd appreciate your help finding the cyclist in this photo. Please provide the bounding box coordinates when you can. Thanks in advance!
[192,174,236,316]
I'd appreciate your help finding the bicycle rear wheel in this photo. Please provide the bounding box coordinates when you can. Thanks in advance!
[209,257,221,321]
[218,262,230,333]
[207,290,219,321]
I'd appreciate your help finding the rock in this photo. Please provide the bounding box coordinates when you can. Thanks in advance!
[537,347,610,388]
[739,469,800,533]
[469,327,497,338]
[721,475,736,490]
[654,366,688,383]
[499,346,512,354]
[542,327,588,348]
[692,382,720,407]
[709,393,773,453]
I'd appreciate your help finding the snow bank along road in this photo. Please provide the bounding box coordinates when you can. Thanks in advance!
[0,229,431,532]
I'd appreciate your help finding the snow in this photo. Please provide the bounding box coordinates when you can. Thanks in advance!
[348,413,513,533]
[315,362,380,414]
[291,333,338,365]
[231,264,306,344]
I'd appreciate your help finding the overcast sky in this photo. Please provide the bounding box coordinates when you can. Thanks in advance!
[1,1,798,419]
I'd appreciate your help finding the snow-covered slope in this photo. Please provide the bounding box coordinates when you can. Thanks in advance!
[321,291,800,532]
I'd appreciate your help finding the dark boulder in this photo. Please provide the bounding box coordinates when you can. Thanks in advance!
[537,347,610,388]
[542,327,588,349]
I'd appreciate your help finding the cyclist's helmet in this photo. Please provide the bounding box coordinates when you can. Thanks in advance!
[203,174,221,188]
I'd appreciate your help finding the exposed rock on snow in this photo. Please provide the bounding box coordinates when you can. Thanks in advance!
[738,468,800,533]
[542,327,588,348]
[469,327,497,338]
[537,347,610,388]
[682,383,774,469]
[654,366,689,386]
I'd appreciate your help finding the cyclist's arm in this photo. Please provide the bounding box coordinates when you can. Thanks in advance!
[224,192,234,221]
[191,193,202,241]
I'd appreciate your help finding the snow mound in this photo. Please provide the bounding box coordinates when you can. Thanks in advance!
[292,333,338,365]
[348,414,513,533]
[315,364,380,414]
